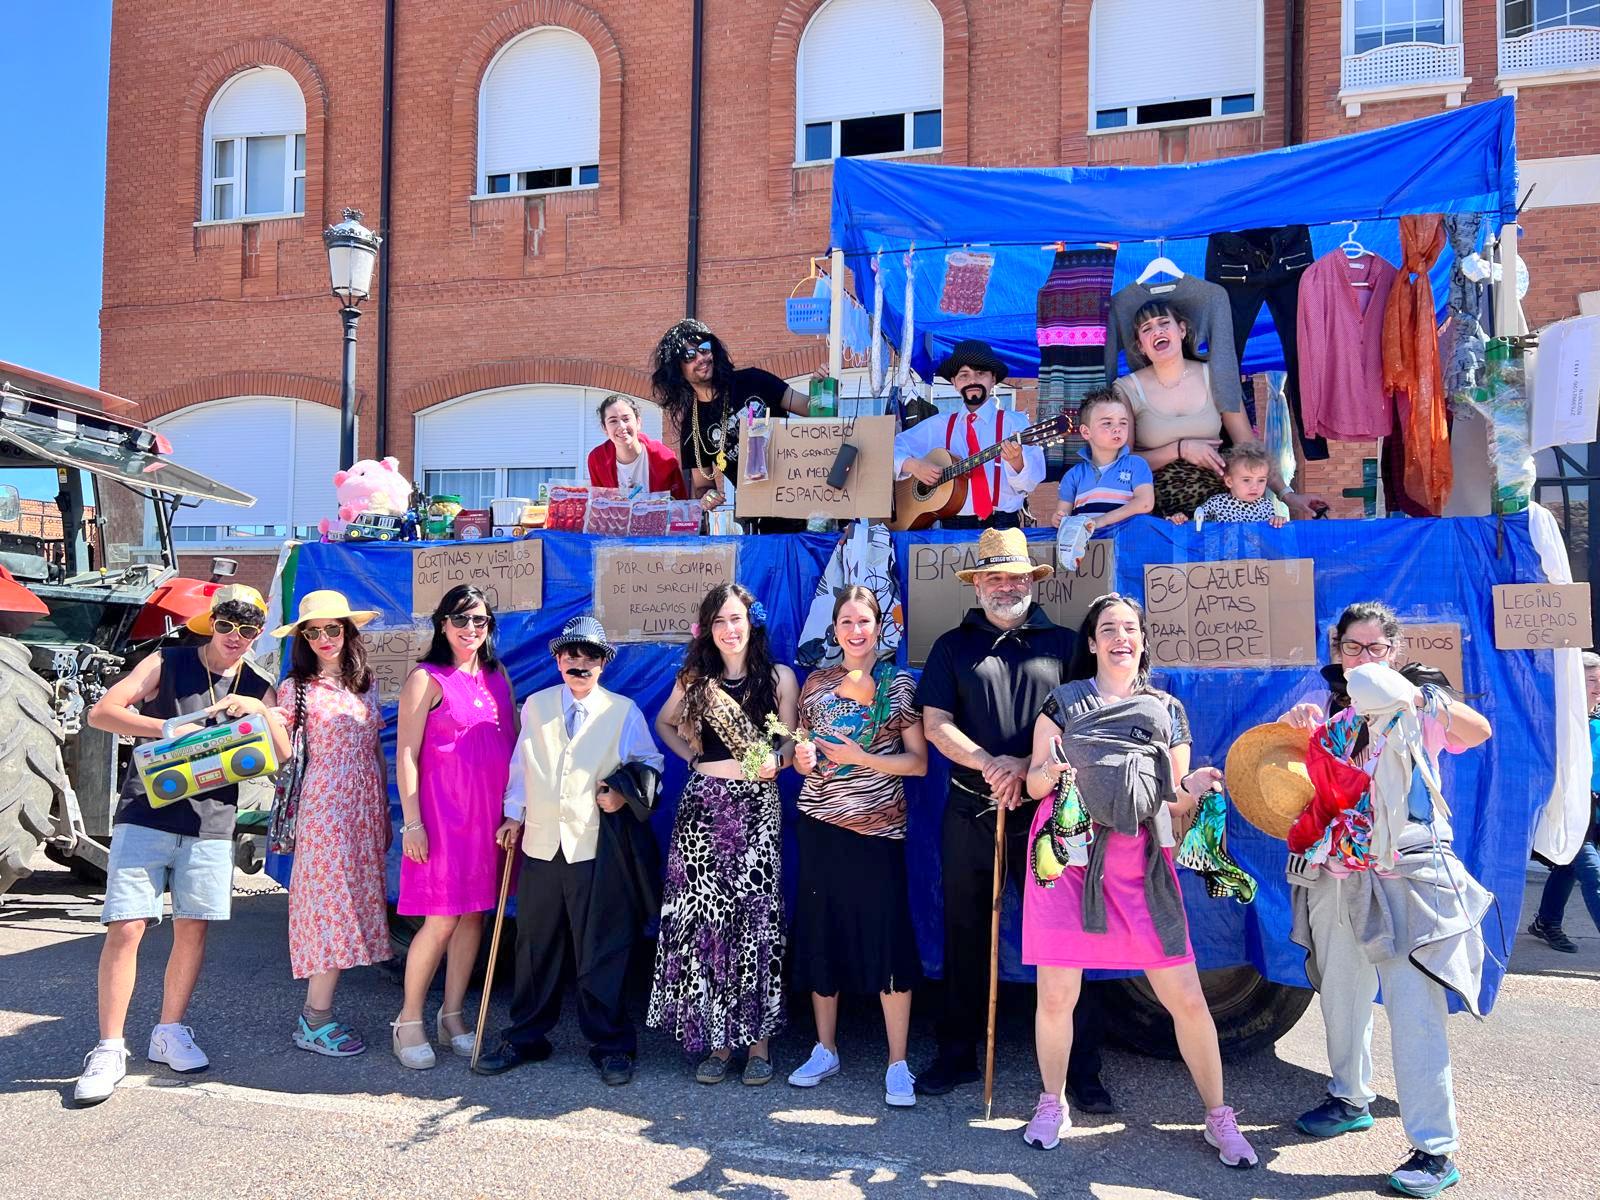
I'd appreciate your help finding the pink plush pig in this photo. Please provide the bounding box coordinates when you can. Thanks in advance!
[319,456,412,536]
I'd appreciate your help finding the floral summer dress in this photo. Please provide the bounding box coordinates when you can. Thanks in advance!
[278,676,393,978]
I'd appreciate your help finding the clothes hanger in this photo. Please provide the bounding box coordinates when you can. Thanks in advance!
[1136,238,1183,288]
[1337,221,1372,287]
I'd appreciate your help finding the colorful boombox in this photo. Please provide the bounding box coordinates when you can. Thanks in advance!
[134,713,280,808]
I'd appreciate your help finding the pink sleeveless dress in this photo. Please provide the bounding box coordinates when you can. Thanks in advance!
[397,663,515,916]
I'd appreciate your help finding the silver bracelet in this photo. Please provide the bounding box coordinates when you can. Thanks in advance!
[400,819,424,834]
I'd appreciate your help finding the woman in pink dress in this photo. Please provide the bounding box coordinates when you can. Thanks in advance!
[390,584,516,1069]
[1017,594,1255,1169]
[272,590,392,1058]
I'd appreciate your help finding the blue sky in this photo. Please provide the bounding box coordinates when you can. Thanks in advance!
[0,5,111,392]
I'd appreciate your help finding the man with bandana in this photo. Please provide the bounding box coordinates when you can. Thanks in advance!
[893,340,1044,529]
[648,318,815,532]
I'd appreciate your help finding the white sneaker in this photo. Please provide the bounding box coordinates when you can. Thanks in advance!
[786,1043,840,1088]
[884,1060,916,1108]
[148,1024,209,1072]
[73,1045,128,1106]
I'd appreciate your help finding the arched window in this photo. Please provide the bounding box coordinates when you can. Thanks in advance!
[478,28,601,195]
[1090,0,1262,131]
[415,385,664,509]
[153,398,338,545]
[796,0,943,163]
[201,67,306,221]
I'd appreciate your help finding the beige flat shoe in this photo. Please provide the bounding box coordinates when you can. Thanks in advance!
[436,1009,476,1057]
[391,1019,436,1070]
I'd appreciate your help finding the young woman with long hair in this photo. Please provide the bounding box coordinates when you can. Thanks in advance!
[271,591,390,1057]
[786,585,927,1106]
[648,581,798,1085]
[390,585,517,1069]
[1020,594,1256,1167]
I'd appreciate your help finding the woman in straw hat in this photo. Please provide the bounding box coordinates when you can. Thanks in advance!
[1019,593,1257,1168]
[271,590,389,1058]
[1273,600,1490,1200]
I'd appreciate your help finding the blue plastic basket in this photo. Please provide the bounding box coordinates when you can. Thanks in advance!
[785,296,830,335]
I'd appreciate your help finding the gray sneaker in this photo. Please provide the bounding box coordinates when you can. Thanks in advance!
[787,1043,840,1088]
[884,1060,916,1107]
[73,1045,128,1106]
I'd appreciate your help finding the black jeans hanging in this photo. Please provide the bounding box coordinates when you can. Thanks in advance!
[1204,225,1327,461]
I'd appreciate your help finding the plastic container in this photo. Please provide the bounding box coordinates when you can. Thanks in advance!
[627,495,672,537]
[667,500,703,535]
[490,497,532,525]
[544,486,590,532]
[808,376,838,418]
[785,296,830,335]
[583,489,632,536]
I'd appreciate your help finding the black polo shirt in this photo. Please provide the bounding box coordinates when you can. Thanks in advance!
[915,604,1077,800]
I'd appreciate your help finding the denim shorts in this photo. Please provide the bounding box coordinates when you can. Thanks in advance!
[100,823,234,924]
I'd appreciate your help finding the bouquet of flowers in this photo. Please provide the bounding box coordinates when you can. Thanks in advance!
[737,713,812,781]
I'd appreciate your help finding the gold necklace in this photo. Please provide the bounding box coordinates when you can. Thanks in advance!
[689,393,727,475]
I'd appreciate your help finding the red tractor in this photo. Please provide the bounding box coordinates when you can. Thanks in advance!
[0,361,257,894]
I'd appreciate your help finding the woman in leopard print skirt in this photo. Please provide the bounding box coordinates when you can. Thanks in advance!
[649,582,799,1085]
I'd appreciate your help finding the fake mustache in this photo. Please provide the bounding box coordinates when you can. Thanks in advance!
[564,667,594,679]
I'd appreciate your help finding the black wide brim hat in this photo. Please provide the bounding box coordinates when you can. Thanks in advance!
[548,615,617,663]
[936,339,1008,386]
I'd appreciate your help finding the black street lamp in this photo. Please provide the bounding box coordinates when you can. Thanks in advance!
[322,208,383,470]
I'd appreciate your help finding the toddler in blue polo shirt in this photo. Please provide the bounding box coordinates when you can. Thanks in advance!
[1054,388,1155,532]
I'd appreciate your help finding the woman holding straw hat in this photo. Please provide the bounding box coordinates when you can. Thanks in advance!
[1020,593,1256,1168]
[271,590,390,1058]
[1256,600,1490,1200]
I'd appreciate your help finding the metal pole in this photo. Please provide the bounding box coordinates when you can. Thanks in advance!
[828,248,846,379]
[339,304,361,470]
[685,0,705,317]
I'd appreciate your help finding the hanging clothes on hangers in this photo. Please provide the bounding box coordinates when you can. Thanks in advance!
[1037,246,1116,480]
[1296,244,1399,441]
[1203,225,1326,460]
[1105,273,1244,412]
[1384,214,1452,515]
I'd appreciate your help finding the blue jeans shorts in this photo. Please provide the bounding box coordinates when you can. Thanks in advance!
[100,823,234,924]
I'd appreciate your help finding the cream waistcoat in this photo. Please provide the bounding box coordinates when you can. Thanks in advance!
[516,686,629,862]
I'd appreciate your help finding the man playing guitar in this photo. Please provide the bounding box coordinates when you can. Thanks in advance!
[894,340,1043,530]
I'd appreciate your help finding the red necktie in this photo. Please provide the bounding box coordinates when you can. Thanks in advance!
[966,412,994,521]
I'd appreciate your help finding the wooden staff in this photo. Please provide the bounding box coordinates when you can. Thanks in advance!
[983,801,1007,1120]
[470,845,517,1072]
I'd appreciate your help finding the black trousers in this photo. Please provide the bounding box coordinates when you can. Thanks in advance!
[936,792,1104,1086]
[504,849,636,1063]
[940,509,1022,531]
[1204,225,1328,462]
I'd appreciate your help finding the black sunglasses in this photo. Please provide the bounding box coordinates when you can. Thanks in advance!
[679,339,713,361]
[447,613,490,629]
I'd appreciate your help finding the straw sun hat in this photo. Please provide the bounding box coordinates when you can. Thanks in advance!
[1223,721,1314,840]
[954,527,1052,582]
[271,590,380,639]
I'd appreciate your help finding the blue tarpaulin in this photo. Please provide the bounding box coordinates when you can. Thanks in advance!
[278,509,1551,1014]
[828,99,1519,382]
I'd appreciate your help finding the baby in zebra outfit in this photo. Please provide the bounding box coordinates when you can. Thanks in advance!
[1172,440,1286,529]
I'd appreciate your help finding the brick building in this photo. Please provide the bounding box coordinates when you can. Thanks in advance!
[98,1,1600,587]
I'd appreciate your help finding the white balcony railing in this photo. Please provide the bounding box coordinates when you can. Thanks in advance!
[1341,41,1466,93]
[1500,25,1600,77]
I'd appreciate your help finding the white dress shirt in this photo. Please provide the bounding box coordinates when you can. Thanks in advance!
[503,684,664,821]
[891,399,1045,516]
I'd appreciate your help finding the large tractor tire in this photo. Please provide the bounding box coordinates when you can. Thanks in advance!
[0,635,71,896]
[1103,966,1313,1060]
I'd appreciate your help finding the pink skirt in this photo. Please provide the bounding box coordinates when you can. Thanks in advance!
[1022,802,1194,971]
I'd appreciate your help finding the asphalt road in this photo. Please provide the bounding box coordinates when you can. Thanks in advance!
[2,855,1596,1200]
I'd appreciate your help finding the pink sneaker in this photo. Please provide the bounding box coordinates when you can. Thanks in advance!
[1022,1092,1067,1150]
[1204,1105,1258,1168]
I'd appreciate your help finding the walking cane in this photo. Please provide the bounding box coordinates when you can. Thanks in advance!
[982,801,1006,1120]
[470,844,517,1072]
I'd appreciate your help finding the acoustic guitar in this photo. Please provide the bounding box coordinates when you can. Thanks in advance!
[889,413,1072,531]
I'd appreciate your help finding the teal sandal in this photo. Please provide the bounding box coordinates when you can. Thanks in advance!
[293,1015,366,1057]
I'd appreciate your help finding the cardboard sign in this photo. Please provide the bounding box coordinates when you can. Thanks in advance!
[411,540,543,616]
[904,538,1115,666]
[1143,558,1317,668]
[594,542,738,643]
[1492,583,1593,650]
[363,626,433,704]
[736,416,895,520]
[1398,622,1465,688]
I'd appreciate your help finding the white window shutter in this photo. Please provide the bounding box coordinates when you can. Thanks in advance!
[155,398,298,530]
[415,386,663,479]
[799,0,943,123]
[208,67,306,138]
[287,403,342,529]
[480,28,601,178]
[1093,0,1260,110]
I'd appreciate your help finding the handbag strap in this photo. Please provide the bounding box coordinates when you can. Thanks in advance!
[289,676,309,762]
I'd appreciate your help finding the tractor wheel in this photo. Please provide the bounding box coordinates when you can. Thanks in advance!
[1101,966,1313,1060]
[0,635,71,896]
